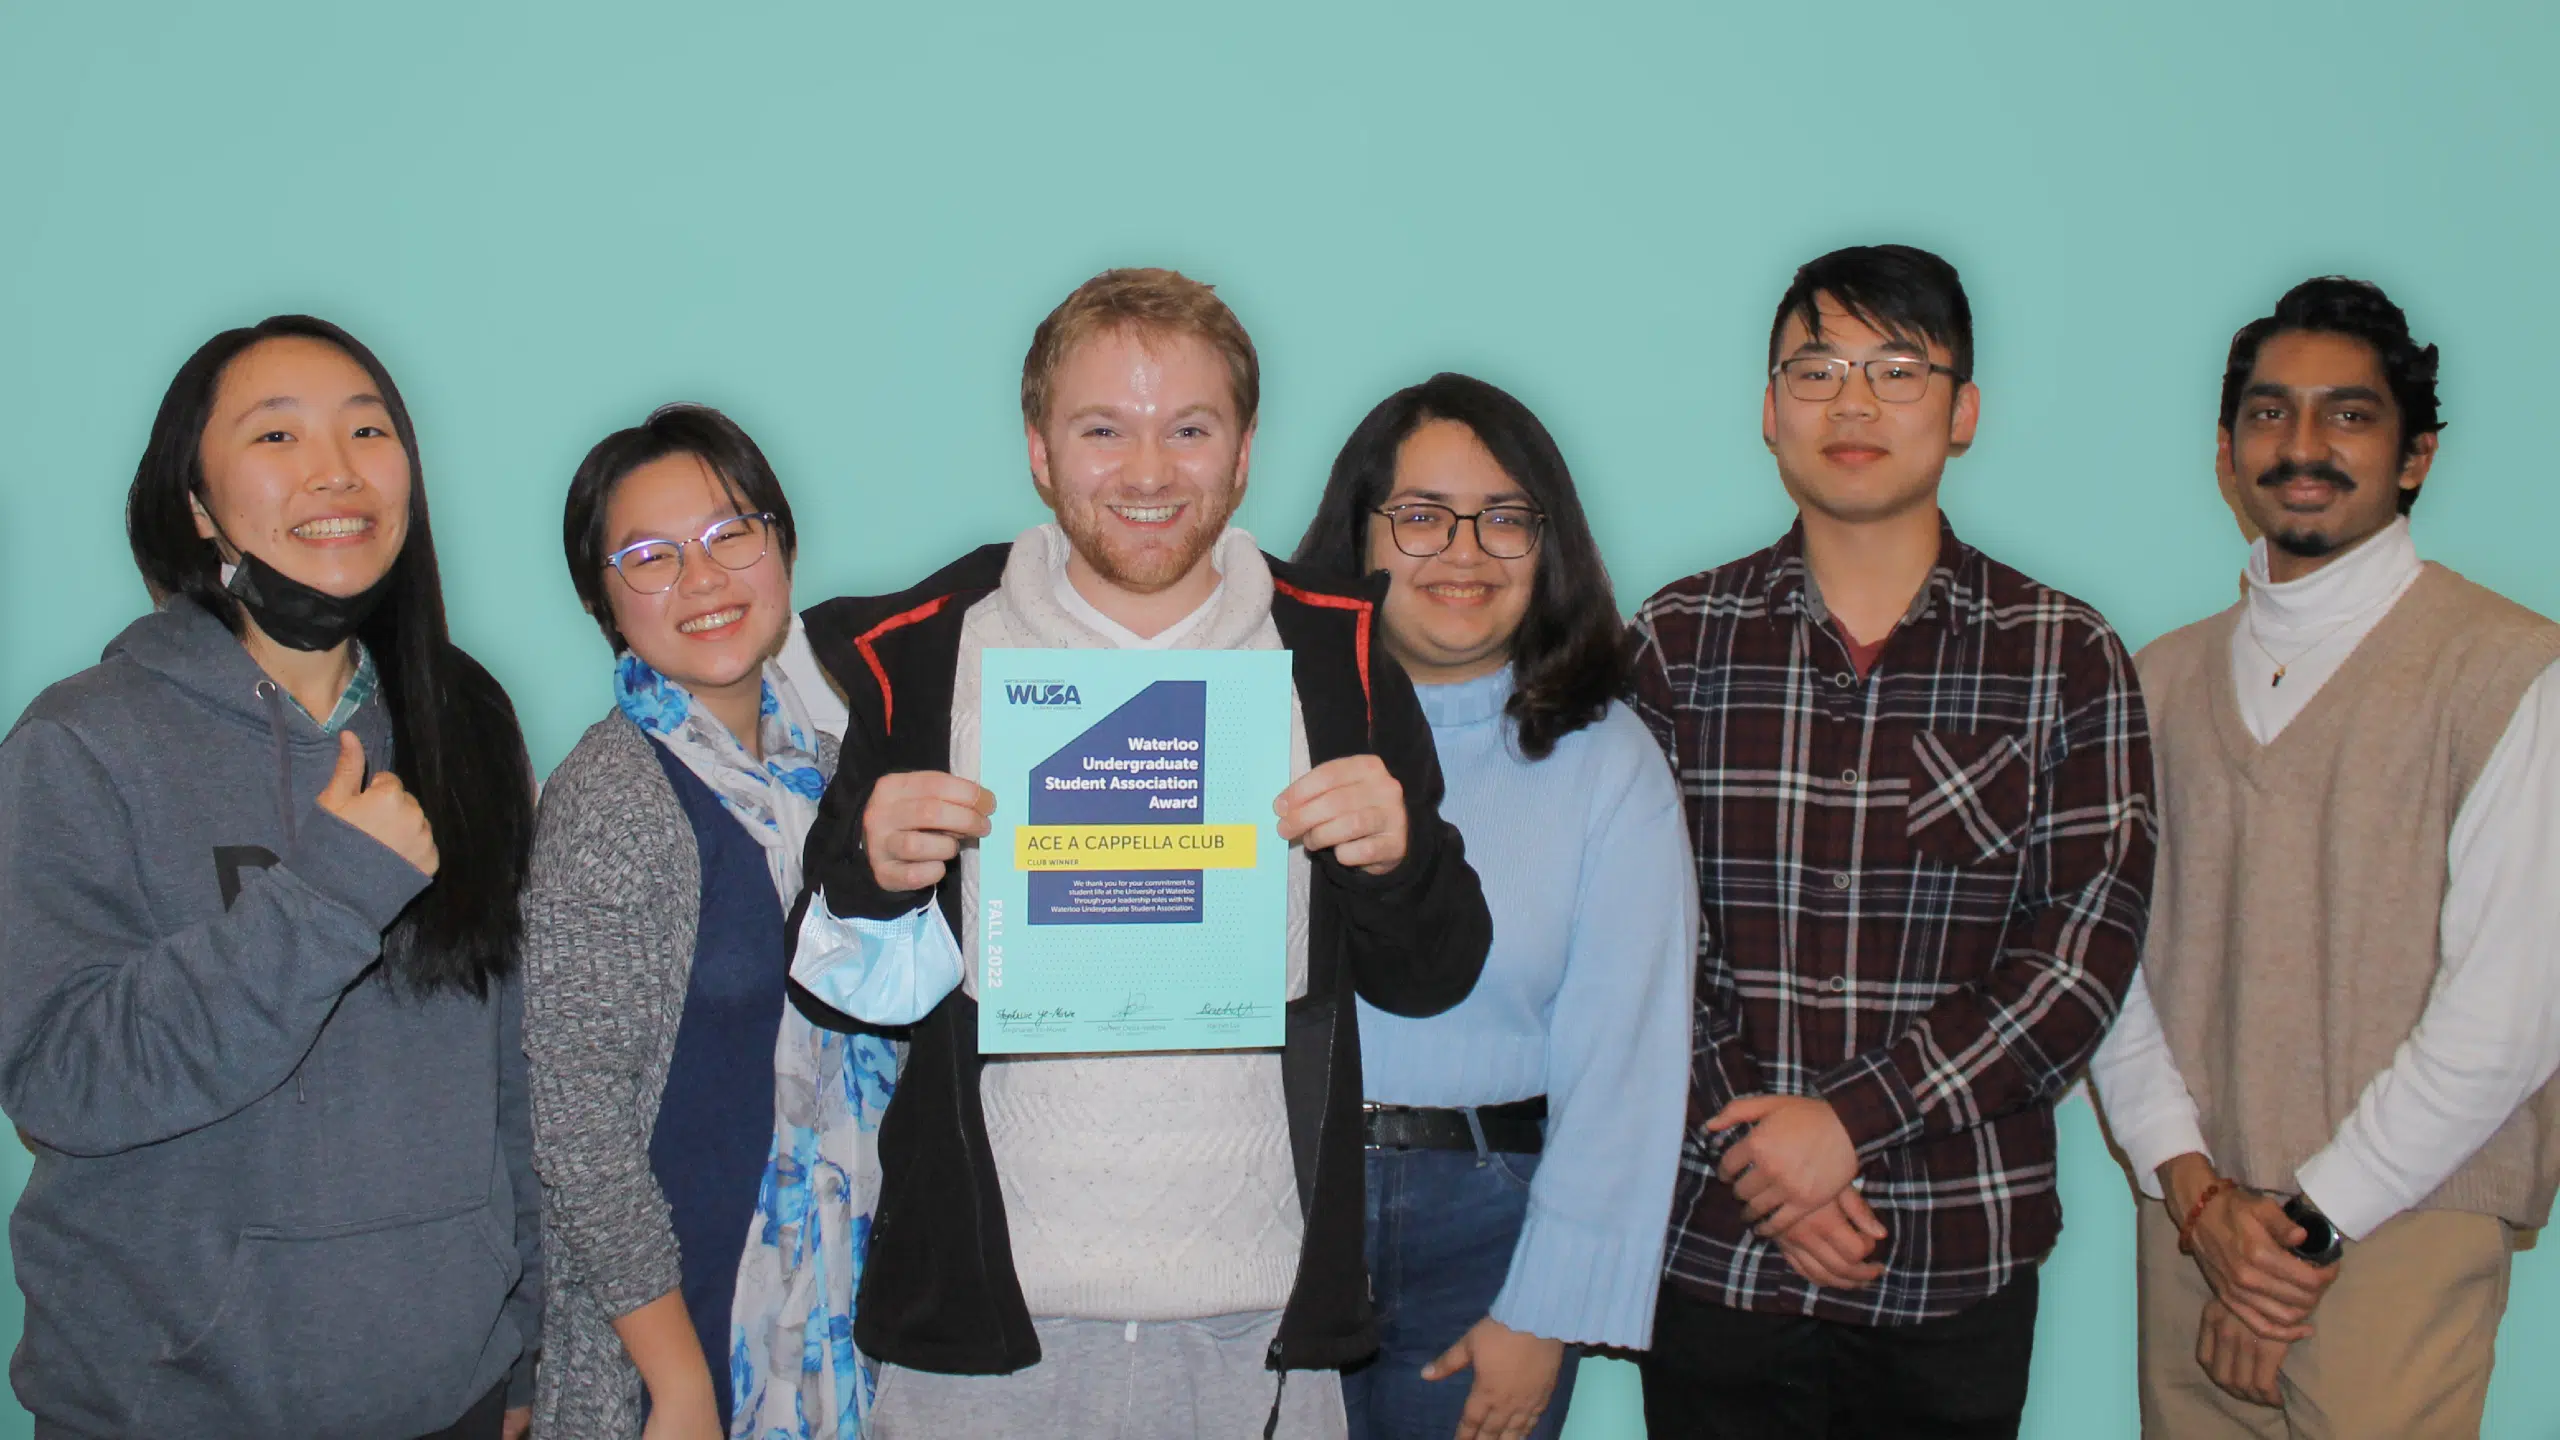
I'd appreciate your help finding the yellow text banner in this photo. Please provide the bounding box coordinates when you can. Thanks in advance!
[1012,824,1261,871]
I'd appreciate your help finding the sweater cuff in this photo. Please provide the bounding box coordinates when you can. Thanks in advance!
[1817,1053,1925,1158]
[1488,1202,1666,1349]
[505,1349,537,1409]
[597,1249,688,1323]
[285,807,434,932]
[551,1187,687,1323]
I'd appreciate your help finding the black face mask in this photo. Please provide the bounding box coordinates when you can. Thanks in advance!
[223,549,396,652]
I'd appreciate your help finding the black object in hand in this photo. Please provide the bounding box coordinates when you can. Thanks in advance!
[2283,1194,2344,1266]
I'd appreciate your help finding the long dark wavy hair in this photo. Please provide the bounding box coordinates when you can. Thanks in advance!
[126,315,534,998]
[1293,372,1625,760]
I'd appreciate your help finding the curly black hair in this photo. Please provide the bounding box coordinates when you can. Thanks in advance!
[2220,277,2444,512]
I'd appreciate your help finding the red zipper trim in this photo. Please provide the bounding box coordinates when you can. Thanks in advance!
[853,594,958,734]
[1270,580,1374,735]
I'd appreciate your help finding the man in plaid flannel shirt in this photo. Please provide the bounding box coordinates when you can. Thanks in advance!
[1629,244,2156,1438]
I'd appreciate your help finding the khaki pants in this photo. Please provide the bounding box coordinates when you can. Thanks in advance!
[2136,1198,2513,1439]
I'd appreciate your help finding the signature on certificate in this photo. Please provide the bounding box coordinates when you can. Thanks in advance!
[1110,993,1154,1022]
[1193,999,1274,1020]
[993,1007,1077,1031]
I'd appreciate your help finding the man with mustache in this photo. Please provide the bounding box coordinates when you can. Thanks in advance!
[1631,244,2155,1437]
[2090,276,2560,1435]
[783,267,1490,1438]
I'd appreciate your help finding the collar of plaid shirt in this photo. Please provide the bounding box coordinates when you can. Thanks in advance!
[1632,515,2155,1326]
[281,642,378,735]
[1781,519,1966,639]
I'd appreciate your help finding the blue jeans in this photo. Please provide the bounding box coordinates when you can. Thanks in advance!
[1345,1142,1579,1440]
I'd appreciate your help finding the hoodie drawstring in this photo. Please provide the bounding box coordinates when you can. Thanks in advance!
[254,680,298,852]
[253,681,313,1105]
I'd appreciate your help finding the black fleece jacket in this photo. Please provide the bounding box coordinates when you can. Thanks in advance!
[789,543,1491,1376]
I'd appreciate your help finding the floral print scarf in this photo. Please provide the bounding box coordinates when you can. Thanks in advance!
[614,652,897,1438]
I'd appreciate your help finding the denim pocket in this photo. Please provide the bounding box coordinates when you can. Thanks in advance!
[1488,1148,1542,1193]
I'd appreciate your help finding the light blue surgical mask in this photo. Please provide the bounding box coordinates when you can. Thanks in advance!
[791,901,966,1028]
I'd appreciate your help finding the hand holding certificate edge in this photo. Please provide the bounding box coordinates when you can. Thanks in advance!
[1274,754,1408,875]
[865,771,998,892]
[872,754,1406,891]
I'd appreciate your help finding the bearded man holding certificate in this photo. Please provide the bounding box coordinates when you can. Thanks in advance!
[782,267,1492,1440]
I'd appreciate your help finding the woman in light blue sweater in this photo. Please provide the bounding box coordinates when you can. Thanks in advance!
[1293,373,1694,1440]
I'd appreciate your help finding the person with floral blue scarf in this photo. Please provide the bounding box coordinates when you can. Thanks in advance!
[524,403,895,1439]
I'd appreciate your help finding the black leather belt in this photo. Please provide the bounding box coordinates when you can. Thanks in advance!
[1362,1096,1548,1154]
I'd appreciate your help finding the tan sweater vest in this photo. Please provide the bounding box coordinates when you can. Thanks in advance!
[2140,564,2560,1227]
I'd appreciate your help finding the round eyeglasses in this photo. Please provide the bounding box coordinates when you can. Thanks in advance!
[604,512,777,594]
[1772,356,1964,404]
[1372,502,1546,560]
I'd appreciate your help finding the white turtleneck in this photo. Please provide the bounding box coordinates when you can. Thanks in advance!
[2090,518,2560,1239]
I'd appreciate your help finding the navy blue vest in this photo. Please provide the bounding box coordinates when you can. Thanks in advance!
[644,739,787,1425]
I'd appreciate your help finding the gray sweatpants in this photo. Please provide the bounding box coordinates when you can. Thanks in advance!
[866,1311,1348,1439]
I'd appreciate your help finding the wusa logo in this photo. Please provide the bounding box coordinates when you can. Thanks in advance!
[1004,681,1083,708]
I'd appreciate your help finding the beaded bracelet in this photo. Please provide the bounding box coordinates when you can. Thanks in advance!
[2177,1177,2241,1256]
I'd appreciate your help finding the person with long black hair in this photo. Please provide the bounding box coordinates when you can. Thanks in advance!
[0,316,541,1438]
[1293,373,1692,1440]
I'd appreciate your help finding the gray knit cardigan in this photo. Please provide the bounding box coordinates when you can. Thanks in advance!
[521,710,835,1439]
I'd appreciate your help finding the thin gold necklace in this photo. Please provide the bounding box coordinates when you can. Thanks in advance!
[2240,607,2365,688]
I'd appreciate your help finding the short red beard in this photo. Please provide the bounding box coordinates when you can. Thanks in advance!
[1046,478,1242,594]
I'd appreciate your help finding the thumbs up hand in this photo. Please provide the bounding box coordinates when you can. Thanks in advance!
[316,730,440,877]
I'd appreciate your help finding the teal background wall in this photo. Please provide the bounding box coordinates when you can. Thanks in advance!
[4,2,2557,1434]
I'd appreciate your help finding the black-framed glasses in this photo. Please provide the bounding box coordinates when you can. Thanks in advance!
[604,512,777,594]
[1372,502,1546,560]
[1772,356,1963,404]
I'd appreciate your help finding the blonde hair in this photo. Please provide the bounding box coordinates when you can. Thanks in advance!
[1020,267,1259,433]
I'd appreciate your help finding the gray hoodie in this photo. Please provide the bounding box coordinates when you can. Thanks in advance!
[0,598,541,1438]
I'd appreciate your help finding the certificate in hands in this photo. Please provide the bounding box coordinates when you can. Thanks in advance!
[977,647,1293,1055]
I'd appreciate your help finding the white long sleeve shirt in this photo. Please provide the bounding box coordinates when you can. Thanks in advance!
[2089,518,2560,1239]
